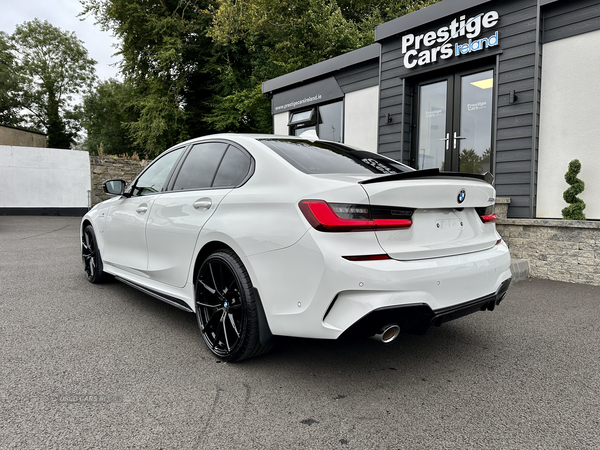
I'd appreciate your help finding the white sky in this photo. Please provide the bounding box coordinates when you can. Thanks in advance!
[0,0,121,81]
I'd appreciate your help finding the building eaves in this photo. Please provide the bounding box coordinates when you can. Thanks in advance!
[375,0,495,42]
[261,43,380,94]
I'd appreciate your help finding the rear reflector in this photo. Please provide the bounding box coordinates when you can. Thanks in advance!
[343,254,391,261]
[299,200,413,232]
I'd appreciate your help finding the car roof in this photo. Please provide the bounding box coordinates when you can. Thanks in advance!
[171,133,319,149]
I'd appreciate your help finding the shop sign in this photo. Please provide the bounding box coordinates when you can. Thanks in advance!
[271,77,344,114]
[402,11,500,69]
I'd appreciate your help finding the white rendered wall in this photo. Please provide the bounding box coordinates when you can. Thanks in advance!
[344,85,379,153]
[0,146,91,208]
[537,30,600,220]
[273,112,289,136]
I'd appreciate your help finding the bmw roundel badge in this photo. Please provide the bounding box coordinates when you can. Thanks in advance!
[457,189,466,204]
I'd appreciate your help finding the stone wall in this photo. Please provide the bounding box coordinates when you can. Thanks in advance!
[497,219,600,286]
[89,155,150,205]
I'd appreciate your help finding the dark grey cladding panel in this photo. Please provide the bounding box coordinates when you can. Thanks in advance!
[262,44,380,94]
[380,1,537,79]
[334,59,380,94]
[378,0,540,218]
[543,0,600,43]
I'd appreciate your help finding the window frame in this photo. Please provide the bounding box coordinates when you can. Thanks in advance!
[126,146,187,197]
[165,139,256,193]
[288,100,344,142]
[258,138,413,175]
[410,62,496,174]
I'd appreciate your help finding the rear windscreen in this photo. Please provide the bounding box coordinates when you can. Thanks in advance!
[259,139,413,175]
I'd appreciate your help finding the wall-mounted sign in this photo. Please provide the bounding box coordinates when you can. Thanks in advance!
[271,77,344,114]
[402,11,500,69]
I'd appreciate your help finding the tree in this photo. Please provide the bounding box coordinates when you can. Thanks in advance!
[205,0,368,132]
[0,32,21,126]
[9,19,97,148]
[81,0,216,156]
[205,0,441,132]
[81,0,441,151]
[82,79,143,155]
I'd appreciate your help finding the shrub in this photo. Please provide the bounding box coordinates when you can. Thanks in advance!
[561,159,586,220]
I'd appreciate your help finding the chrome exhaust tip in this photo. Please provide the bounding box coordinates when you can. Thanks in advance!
[370,324,401,344]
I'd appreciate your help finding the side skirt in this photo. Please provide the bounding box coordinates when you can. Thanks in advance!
[115,276,194,313]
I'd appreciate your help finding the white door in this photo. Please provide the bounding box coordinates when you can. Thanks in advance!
[103,147,185,272]
[145,142,253,287]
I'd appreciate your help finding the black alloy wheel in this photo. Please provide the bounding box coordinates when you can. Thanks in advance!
[82,225,104,283]
[196,250,269,362]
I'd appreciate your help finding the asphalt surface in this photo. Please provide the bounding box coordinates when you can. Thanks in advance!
[1,215,599,449]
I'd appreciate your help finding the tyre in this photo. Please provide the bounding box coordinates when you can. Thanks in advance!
[82,224,105,283]
[195,249,271,362]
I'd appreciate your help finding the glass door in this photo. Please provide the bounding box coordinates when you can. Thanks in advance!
[413,68,494,175]
[416,80,450,171]
[457,69,494,174]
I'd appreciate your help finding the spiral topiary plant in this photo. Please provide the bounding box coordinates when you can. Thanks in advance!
[561,159,586,220]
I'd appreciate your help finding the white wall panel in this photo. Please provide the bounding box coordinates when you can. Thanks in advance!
[344,85,379,153]
[273,112,289,136]
[537,30,600,219]
[0,146,91,208]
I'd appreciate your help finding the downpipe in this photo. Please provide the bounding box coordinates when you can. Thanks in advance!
[369,324,401,343]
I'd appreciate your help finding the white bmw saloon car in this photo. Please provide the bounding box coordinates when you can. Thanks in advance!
[81,134,511,361]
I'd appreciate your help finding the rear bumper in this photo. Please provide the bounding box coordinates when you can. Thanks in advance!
[340,277,511,338]
[245,228,512,339]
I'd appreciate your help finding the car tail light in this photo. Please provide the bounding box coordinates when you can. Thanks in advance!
[476,206,497,223]
[481,214,497,223]
[299,200,413,232]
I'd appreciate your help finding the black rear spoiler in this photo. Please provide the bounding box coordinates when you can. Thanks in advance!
[359,168,487,185]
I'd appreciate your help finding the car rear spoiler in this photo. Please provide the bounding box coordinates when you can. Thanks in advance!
[359,168,488,185]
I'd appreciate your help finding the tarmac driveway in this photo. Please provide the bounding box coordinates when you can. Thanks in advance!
[1,215,599,449]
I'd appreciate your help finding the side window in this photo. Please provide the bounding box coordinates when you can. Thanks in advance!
[172,142,228,191]
[213,147,252,187]
[133,147,184,196]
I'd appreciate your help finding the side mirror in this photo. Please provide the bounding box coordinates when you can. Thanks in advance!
[103,179,127,196]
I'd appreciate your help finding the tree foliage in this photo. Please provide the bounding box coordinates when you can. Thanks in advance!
[80,0,440,155]
[8,19,97,148]
[82,79,142,155]
[81,0,216,156]
[204,0,367,133]
[0,32,21,127]
[203,0,440,133]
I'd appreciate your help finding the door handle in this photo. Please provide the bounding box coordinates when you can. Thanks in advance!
[193,198,212,211]
[136,204,148,214]
[439,133,450,150]
[453,132,466,150]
